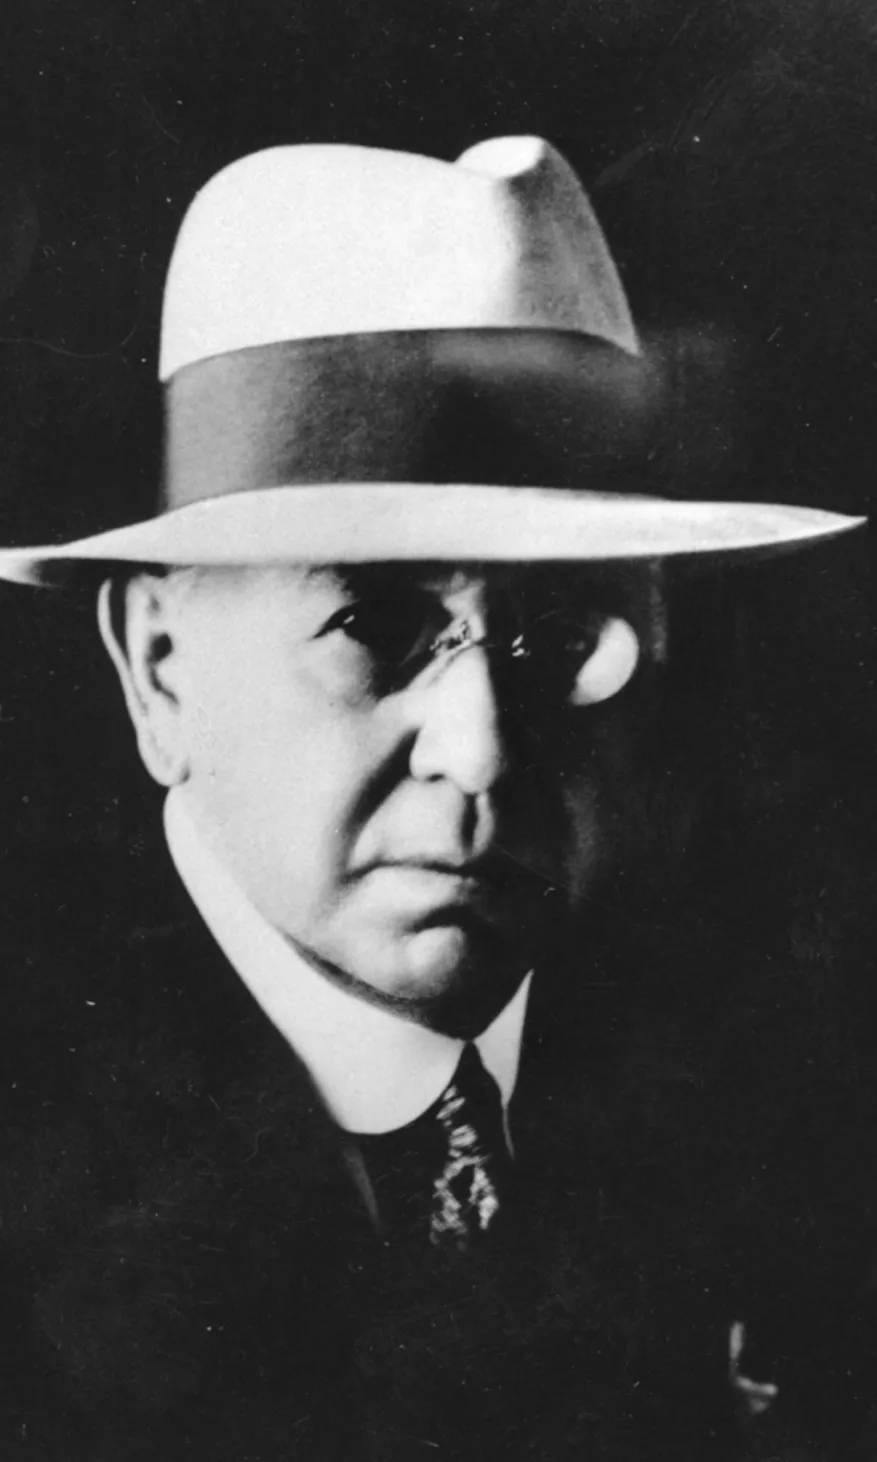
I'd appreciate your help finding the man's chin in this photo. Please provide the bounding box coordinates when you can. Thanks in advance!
[357,921,531,1036]
[307,918,531,1036]
[395,922,480,991]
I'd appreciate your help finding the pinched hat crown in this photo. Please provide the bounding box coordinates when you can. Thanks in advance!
[0,134,862,584]
[159,135,639,380]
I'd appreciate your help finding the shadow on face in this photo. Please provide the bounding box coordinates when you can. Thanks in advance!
[99,558,665,1032]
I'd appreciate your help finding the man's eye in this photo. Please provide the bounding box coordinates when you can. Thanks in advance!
[528,607,602,666]
[317,596,441,674]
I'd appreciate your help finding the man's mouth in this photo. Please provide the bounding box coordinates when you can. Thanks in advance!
[351,848,508,885]
[356,860,489,895]
[369,856,492,876]
[350,852,549,917]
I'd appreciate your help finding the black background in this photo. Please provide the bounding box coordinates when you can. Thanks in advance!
[0,0,874,851]
[0,0,876,1405]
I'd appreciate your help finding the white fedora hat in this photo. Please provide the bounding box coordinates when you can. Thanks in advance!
[0,134,863,585]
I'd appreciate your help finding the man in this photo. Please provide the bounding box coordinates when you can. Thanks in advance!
[0,135,864,1460]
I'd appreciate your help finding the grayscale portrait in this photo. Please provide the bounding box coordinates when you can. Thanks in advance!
[2,11,876,1462]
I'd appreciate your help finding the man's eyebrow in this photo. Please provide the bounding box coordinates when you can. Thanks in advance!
[295,564,358,595]
[300,564,431,597]
[300,565,374,597]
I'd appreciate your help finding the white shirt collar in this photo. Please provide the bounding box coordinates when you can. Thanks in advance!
[164,789,532,1135]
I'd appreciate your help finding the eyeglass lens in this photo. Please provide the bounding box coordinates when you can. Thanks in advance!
[329,576,641,706]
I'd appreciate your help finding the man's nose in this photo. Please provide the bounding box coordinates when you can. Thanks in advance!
[408,645,510,795]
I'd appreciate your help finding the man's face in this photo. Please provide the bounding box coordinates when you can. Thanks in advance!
[133,560,653,1031]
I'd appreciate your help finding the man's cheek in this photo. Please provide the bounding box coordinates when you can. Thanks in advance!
[560,778,606,908]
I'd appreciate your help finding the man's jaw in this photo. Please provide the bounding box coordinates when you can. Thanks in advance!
[286,912,535,1039]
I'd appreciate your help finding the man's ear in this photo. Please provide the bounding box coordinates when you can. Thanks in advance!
[97,574,191,787]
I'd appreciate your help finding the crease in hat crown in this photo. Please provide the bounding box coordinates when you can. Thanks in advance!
[158,134,640,381]
[0,130,864,588]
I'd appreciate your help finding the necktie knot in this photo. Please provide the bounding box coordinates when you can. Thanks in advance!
[353,1042,511,1250]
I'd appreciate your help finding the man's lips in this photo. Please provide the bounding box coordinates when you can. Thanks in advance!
[350,853,502,881]
[347,863,506,933]
[346,852,555,942]
[362,857,491,875]
[348,853,549,907]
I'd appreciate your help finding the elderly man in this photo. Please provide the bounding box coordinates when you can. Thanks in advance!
[0,136,863,1460]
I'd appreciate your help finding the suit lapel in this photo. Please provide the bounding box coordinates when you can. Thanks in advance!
[18,822,378,1455]
[10,817,828,1458]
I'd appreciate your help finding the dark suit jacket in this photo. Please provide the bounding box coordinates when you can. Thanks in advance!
[1,822,873,1460]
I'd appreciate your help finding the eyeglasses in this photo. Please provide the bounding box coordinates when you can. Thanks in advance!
[421,610,641,707]
[321,588,642,708]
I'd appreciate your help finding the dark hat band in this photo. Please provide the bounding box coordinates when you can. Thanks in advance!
[162,329,664,512]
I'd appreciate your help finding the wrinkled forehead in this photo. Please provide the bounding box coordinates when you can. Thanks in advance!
[184,557,662,603]
[337,559,656,594]
[162,558,666,642]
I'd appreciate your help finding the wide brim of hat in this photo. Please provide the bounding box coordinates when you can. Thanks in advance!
[0,484,864,587]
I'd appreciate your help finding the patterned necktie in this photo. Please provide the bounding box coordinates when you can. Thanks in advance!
[351,1042,512,1250]
[429,1041,511,1248]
